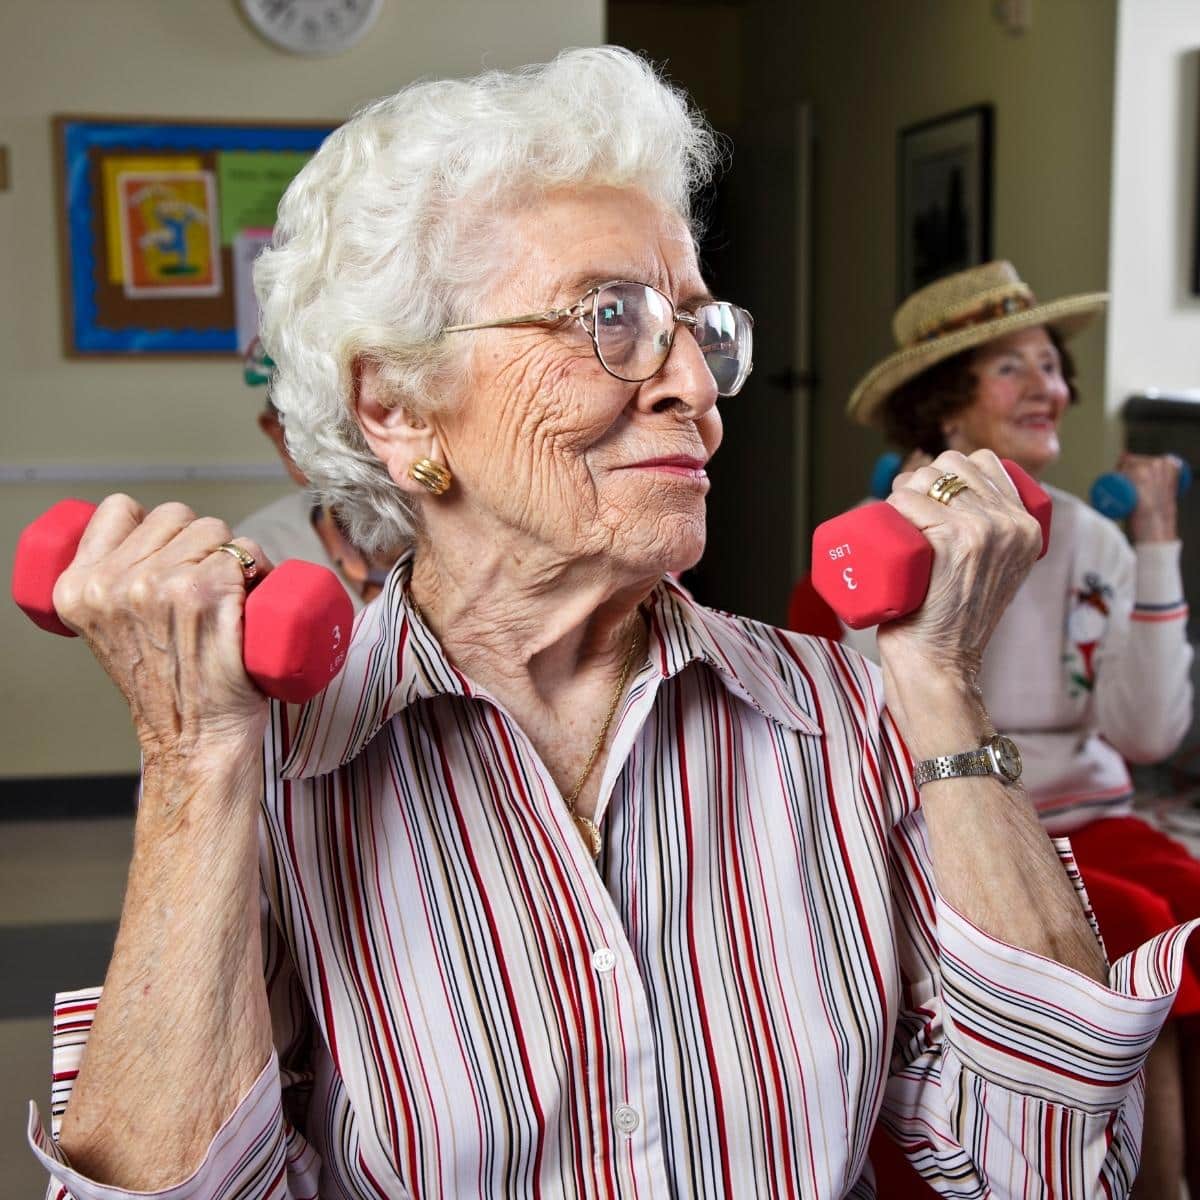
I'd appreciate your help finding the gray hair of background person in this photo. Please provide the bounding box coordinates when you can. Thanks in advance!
[254,46,723,557]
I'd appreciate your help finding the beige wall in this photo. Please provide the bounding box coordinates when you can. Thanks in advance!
[0,0,604,778]
[741,0,1118,547]
[1106,0,1200,416]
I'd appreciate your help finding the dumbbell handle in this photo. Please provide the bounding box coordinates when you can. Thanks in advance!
[11,499,354,704]
[812,459,1052,630]
[1090,458,1192,521]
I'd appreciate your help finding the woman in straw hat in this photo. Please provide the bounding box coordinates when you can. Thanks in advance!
[847,261,1199,1198]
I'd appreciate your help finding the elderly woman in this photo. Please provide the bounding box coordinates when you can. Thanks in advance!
[844,261,1199,1197]
[26,52,1195,1200]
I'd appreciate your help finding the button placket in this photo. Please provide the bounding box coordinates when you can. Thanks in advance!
[572,743,671,1184]
[591,946,617,974]
[614,1103,640,1136]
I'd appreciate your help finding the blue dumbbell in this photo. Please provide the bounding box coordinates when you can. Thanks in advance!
[1090,458,1192,520]
[869,452,903,500]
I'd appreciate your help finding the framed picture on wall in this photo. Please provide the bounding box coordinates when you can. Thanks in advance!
[897,104,993,300]
[1193,72,1200,297]
[54,115,335,357]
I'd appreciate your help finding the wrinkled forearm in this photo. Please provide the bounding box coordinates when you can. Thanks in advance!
[881,657,1108,984]
[57,747,272,1190]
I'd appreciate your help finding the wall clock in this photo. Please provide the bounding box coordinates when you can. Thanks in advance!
[239,0,385,56]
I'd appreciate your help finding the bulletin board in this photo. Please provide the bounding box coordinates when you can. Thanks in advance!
[54,115,335,357]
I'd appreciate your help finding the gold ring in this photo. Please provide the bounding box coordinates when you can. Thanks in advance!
[217,541,259,583]
[928,472,970,506]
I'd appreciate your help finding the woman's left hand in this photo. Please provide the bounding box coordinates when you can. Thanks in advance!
[1120,451,1180,544]
[876,450,1044,680]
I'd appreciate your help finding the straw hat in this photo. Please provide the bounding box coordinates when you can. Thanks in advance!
[847,261,1107,425]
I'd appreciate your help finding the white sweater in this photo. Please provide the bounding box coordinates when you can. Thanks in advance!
[842,486,1193,834]
[236,491,368,613]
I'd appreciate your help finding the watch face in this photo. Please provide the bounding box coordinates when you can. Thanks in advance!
[991,735,1022,782]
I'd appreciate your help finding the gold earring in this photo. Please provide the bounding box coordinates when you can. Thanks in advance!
[409,457,452,496]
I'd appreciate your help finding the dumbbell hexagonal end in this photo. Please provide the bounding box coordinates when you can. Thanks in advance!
[1089,473,1137,521]
[11,498,97,637]
[1176,459,1193,495]
[869,452,903,500]
[242,559,354,704]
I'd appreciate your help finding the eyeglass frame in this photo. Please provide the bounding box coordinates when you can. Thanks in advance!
[441,279,755,395]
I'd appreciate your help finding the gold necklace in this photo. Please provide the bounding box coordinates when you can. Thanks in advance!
[408,589,640,860]
[564,620,642,858]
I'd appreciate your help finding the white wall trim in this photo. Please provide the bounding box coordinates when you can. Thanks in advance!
[0,462,287,484]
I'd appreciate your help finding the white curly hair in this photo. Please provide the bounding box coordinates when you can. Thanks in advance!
[254,46,723,555]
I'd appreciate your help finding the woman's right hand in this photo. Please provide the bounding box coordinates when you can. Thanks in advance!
[51,494,271,764]
[1119,451,1181,544]
[877,449,1043,688]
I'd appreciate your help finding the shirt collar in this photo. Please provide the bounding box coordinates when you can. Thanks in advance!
[280,554,820,780]
[645,577,823,736]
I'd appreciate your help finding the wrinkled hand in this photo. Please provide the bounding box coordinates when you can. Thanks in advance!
[51,494,271,763]
[876,450,1043,680]
[1120,451,1180,544]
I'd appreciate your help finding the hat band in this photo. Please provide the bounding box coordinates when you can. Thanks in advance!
[914,291,1036,344]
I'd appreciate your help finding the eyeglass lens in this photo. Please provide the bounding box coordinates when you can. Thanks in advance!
[590,283,753,396]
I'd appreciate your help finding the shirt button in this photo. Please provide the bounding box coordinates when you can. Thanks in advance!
[614,1103,640,1135]
[591,947,617,974]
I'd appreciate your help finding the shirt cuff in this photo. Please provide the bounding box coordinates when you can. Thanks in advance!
[48,987,102,1136]
[936,840,1197,1113]
[28,1052,287,1200]
[1133,541,1187,617]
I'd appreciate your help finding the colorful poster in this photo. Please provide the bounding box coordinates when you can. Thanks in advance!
[233,226,274,355]
[57,117,332,354]
[101,155,203,283]
[215,150,312,245]
[116,171,222,298]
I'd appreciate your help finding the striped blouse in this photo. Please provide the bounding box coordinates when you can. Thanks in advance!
[29,561,1198,1199]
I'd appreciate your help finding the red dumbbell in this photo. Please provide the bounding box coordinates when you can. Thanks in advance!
[811,460,1052,630]
[11,499,354,704]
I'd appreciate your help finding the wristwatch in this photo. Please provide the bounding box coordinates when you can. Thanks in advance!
[912,733,1023,788]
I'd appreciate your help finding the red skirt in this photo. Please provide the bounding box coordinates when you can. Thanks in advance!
[869,814,1200,1197]
[1069,814,1200,1018]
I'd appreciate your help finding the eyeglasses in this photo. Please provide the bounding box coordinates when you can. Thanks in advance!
[442,280,754,397]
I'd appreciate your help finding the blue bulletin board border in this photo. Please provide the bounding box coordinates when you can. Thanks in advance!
[54,115,334,357]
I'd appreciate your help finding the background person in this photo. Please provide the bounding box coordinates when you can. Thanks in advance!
[238,338,398,608]
[845,260,1198,1198]
[25,56,1196,1200]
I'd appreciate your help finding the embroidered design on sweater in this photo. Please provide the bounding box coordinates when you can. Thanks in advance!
[1064,572,1113,695]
